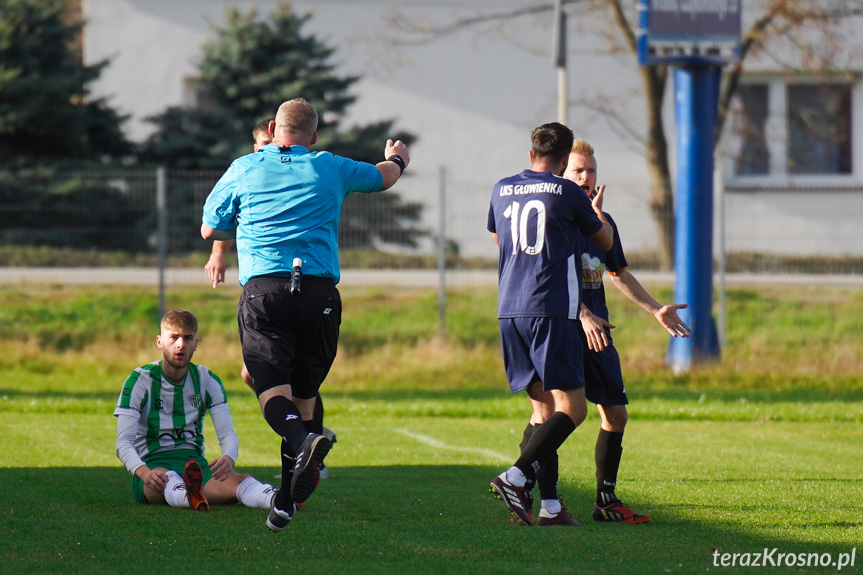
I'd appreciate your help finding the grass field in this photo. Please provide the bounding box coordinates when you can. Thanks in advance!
[1,283,862,574]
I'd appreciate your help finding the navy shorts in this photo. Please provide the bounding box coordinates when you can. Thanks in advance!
[238,276,341,398]
[499,316,585,393]
[579,328,628,406]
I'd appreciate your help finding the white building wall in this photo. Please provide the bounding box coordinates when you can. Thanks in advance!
[82,0,863,259]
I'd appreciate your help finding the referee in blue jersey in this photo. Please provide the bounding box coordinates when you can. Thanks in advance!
[487,122,613,526]
[201,98,410,532]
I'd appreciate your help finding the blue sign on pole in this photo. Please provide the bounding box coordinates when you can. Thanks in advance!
[637,0,740,371]
[638,0,741,66]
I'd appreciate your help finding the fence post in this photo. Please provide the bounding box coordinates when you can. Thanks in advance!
[716,149,726,352]
[437,165,446,340]
[156,166,167,320]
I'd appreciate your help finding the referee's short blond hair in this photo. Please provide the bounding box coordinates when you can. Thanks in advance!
[275,98,318,138]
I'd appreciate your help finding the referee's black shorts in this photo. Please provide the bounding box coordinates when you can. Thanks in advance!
[238,275,341,398]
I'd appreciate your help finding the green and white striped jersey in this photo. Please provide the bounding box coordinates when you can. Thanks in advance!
[114,361,228,460]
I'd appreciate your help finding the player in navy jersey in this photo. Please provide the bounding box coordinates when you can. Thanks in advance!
[202,97,409,532]
[487,122,613,526]
[567,139,691,523]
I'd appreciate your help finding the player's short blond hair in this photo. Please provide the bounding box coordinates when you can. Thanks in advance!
[572,138,594,156]
[160,309,198,334]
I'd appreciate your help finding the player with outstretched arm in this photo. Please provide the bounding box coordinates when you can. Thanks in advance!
[568,138,691,523]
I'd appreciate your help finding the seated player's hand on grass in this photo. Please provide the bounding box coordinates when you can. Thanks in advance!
[140,466,169,494]
[209,455,235,481]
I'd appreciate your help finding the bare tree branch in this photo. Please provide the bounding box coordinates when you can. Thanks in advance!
[385,0,863,269]
[573,97,646,146]
[717,0,863,145]
[387,4,555,45]
[607,0,636,52]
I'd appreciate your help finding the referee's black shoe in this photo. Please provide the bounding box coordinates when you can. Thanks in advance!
[290,433,332,505]
[266,499,297,533]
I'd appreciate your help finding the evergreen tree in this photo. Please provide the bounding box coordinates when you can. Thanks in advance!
[142,3,414,166]
[0,0,136,252]
[0,0,130,162]
[140,3,424,250]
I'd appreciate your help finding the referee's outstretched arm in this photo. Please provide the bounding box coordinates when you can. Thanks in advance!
[376,138,411,191]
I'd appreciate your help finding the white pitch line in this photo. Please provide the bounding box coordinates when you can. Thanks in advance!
[392,428,510,462]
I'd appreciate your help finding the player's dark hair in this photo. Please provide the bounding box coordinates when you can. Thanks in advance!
[531,122,574,164]
[252,118,273,140]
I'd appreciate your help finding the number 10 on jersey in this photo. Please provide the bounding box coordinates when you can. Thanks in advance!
[503,200,546,256]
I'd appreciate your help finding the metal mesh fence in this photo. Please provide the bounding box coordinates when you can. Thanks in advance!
[1,167,862,276]
[3,166,862,362]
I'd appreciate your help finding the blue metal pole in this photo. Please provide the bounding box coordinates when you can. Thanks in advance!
[667,65,721,371]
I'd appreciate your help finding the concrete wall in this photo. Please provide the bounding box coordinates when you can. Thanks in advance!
[81,0,863,259]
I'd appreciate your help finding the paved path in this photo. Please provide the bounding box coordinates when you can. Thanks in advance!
[2,268,861,287]
[0,268,497,288]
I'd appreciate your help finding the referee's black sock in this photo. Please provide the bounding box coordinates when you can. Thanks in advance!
[276,438,295,510]
[263,395,307,456]
[515,412,576,480]
[595,429,624,506]
[312,391,324,435]
[263,396,307,509]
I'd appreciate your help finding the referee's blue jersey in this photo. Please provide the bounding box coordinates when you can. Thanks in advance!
[203,144,383,286]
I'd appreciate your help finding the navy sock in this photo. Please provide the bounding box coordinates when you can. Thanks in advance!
[520,422,557,500]
[595,429,624,505]
[519,422,535,453]
[536,452,559,501]
[515,412,576,481]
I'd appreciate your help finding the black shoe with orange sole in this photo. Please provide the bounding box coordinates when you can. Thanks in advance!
[183,460,209,512]
[592,499,650,524]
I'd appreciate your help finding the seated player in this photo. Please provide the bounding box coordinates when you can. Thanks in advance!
[114,309,277,511]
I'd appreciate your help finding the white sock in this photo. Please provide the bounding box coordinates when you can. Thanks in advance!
[236,476,277,509]
[505,466,526,488]
[541,498,562,515]
[163,471,190,508]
